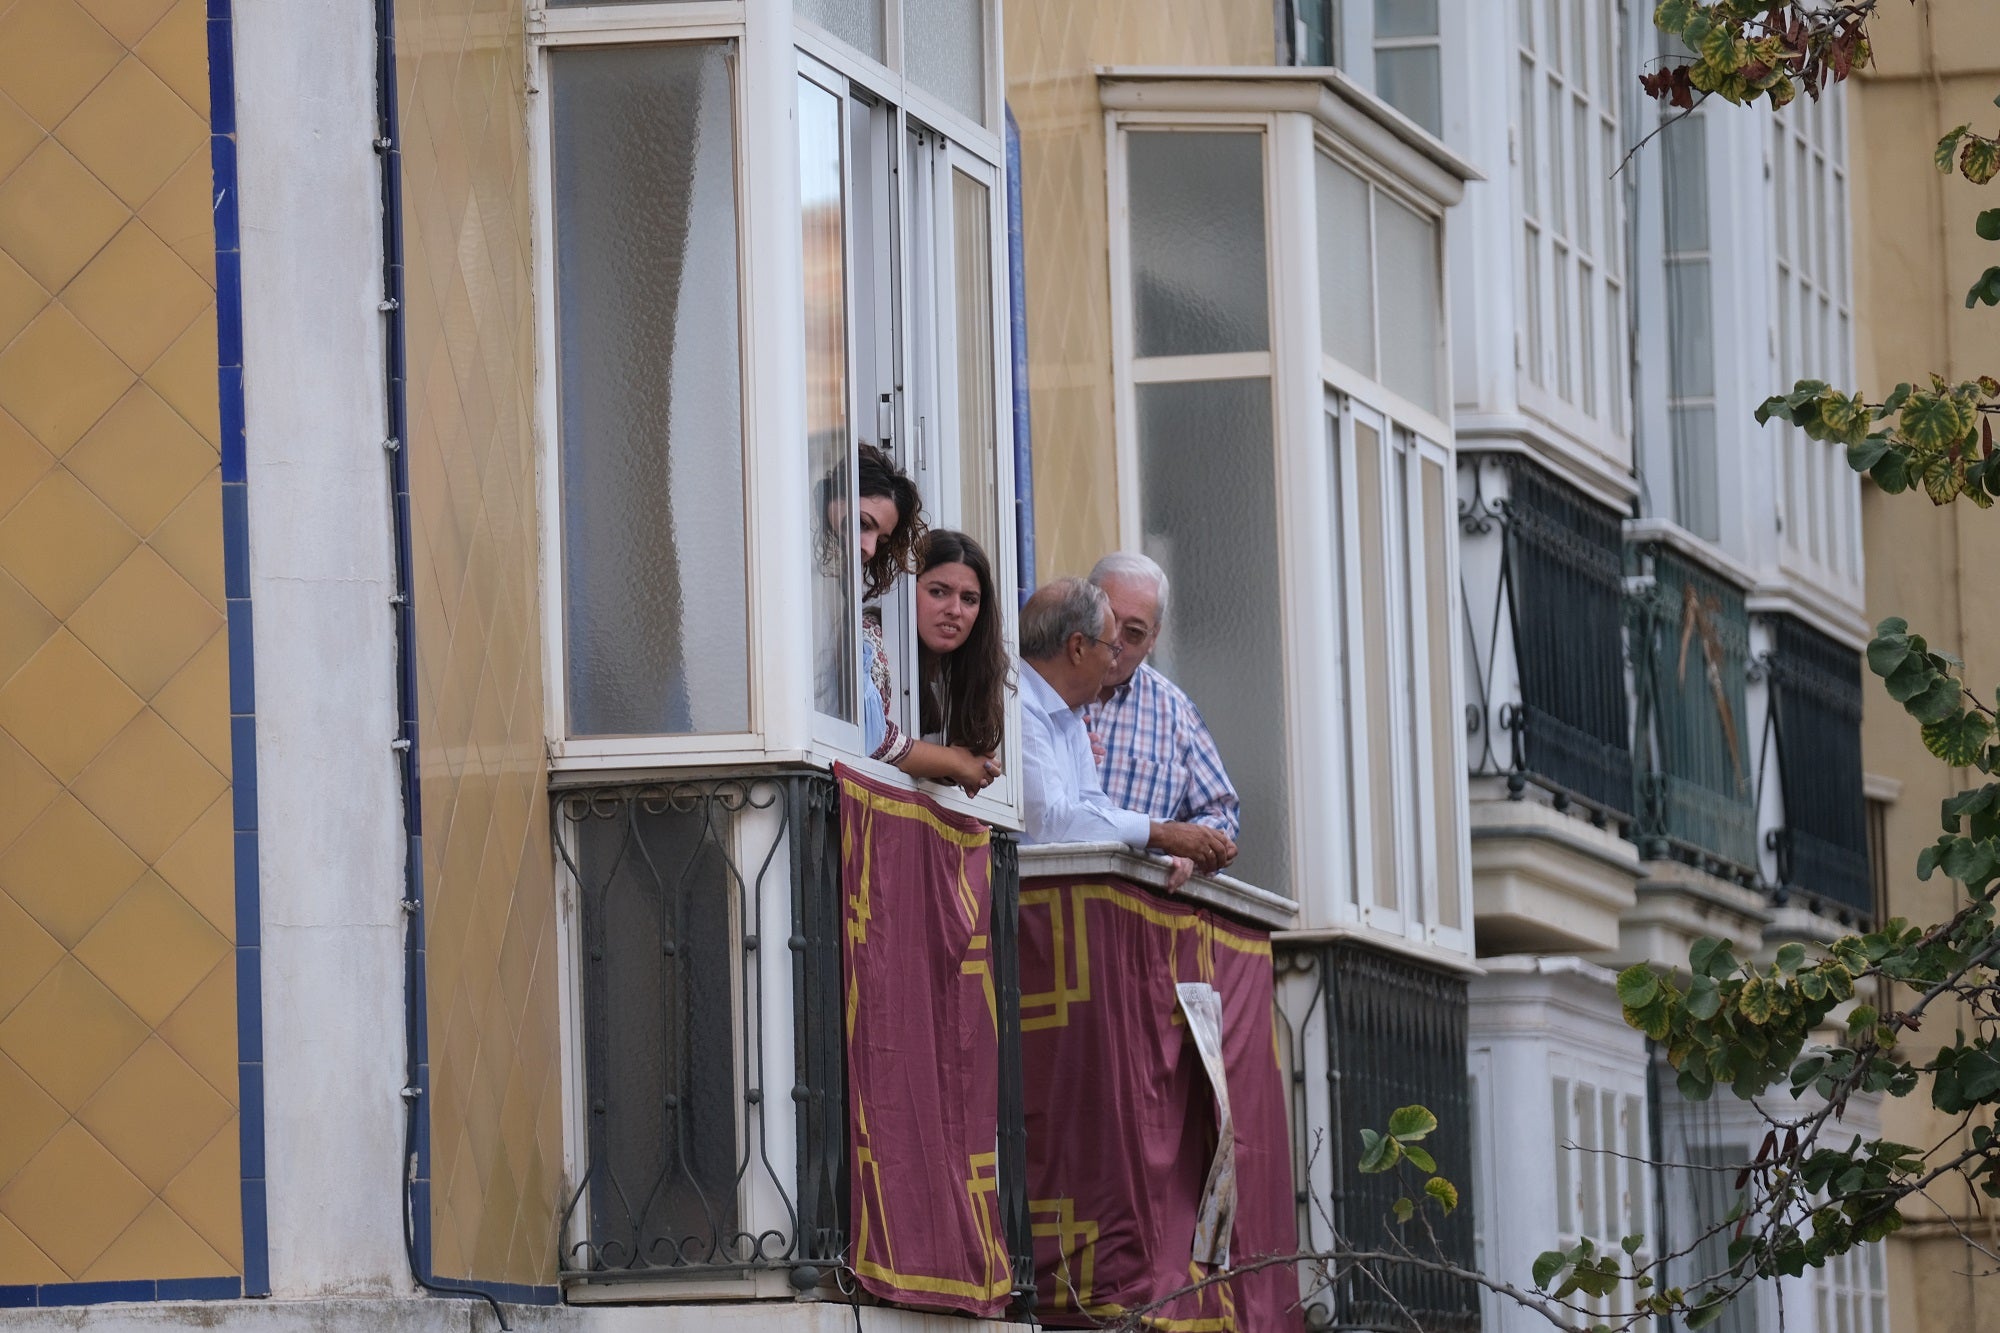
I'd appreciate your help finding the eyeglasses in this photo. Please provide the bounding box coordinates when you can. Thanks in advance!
[1088,634,1127,662]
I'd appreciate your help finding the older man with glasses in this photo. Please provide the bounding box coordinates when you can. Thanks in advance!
[1017,577,1234,886]
[1081,553,1240,872]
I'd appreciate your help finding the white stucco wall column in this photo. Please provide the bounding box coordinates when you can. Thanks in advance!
[233,0,413,1297]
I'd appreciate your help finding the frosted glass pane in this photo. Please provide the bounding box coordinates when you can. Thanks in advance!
[1661,114,1708,251]
[1355,420,1397,911]
[552,44,750,737]
[797,0,885,60]
[1316,153,1374,374]
[906,0,985,125]
[952,170,1000,558]
[1375,46,1442,138]
[1127,131,1269,357]
[1375,192,1441,411]
[1671,405,1719,542]
[1423,458,1461,930]
[1138,379,1290,896]
[1375,0,1437,38]
[1665,258,1713,398]
[799,77,858,725]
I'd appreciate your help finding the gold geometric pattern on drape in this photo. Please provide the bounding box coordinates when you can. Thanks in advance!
[397,0,563,1287]
[0,0,240,1284]
[1002,0,1274,581]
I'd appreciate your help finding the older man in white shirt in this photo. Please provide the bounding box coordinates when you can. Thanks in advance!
[1017,578,1234,886]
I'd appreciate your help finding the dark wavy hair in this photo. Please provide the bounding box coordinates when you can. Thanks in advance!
[857,442,925,597]
[816,441,926,598]
[917,530,1010,756]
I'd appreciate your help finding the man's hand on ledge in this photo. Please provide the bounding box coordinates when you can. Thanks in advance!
[1163,855,1194,891]
[1148,821,1235,876]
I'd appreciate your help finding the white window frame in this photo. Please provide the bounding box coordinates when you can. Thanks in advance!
[527,1,1021,830]
[1515,0,1628,451]
[1104,92,1473,961]
[1549,1059,1655,1329]
[1770,86,1860,609]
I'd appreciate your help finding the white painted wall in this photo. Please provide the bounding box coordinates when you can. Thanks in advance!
[233,0,412,1297]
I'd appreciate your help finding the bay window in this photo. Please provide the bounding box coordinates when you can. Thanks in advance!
[1103,72,1473,955]
[536,0,1016,807]
[536,0,1018,1301]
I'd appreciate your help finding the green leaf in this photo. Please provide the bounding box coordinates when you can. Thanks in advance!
[1690,936,1734,977]
[1622,1233,1645,1256]
[1910,677,1965,726]
[1967,266,2000,309]
[1392,1195,1415,1223]
[1358,1127,1397,1173]
[1924,712,1993,767]
[1848,435,1892,472]
[1967,137,2000,186]
[1776,941,1807,975]
[1653,0,1698,33]
[1868,631,1914,677]
[1941,125,1974,174]
[1617,964,1661,1010]
[1687,973,1723,1020]
[1903,391,1972,449]
[1532,1250,1567,1289]
[1403,1144,1437,1173]
[1425,1176,1460,1213]
[1739,977,1775,1024]
[1387,1104,1439,1141]
[1873,447,1913,493]
[1979,209,2000,242]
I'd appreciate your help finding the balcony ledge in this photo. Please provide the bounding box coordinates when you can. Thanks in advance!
[1599,859,1774,973]
[1017,842,1299,931]
[1469,797,1641,956]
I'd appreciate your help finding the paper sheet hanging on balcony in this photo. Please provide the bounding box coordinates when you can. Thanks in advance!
[1018,874,1301,1331]
[1176,980,1237,1267]
[837,765,1012,1316]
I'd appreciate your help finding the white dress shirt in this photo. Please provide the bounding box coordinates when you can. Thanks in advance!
[1019,660,1150,848]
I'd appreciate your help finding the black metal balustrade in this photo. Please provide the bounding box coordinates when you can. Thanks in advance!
[1628,543,1759,879]
[1462,455,1633,824]
[1278,943,1478,1333]
[1762,616,1871,920]
[552,769,1032,1303]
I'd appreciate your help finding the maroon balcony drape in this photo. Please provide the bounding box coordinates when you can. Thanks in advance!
[837,765,1012,1315]
[1019,874,1302,1331]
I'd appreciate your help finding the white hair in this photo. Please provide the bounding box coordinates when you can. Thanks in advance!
[1088,551,1170,624]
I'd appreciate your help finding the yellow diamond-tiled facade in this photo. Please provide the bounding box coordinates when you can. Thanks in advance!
[0,0,241,1287]
[397,0,563,1288]
[1003,0,1273,581]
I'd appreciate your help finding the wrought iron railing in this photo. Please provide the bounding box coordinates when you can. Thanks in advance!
[1462,454,1633,824]
[1628,543,1759,879]
[1762,616,1871,921]
[1279,942,1478,1333]
[553,770,1032,1303]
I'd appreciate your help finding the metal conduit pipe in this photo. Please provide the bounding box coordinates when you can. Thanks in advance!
[368,0,509,1324]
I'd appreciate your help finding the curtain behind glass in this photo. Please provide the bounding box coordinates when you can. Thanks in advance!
[1138,378,1289,897]
[551,44,750,737]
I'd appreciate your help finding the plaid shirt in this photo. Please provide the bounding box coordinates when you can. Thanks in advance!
[1082,663,1240,840]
